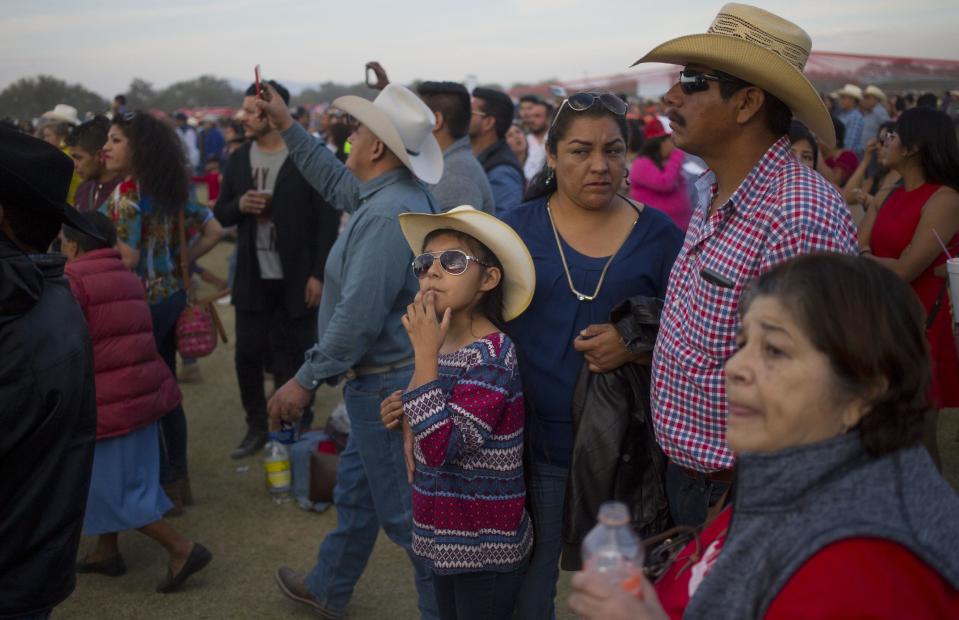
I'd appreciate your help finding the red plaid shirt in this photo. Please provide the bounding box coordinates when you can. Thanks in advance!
[652,137,858,472]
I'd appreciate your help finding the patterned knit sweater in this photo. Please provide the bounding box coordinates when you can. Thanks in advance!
[402,332,532,574]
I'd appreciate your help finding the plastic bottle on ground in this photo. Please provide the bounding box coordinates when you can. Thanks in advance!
[263,432,291,504]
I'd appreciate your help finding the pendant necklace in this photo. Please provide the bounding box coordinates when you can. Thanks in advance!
[545,197,638,302]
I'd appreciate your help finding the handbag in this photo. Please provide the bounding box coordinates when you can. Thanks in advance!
[175,208,228,358]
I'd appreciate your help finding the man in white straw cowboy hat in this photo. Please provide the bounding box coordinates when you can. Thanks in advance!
[256,81,441,619]
[859,84,890,156]
[834,83,866,158]
[633,3,859,527]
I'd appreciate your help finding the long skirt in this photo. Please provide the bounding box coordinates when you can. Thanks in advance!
[83,422,173,536]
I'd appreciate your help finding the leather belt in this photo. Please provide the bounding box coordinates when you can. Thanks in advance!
[347,357,415,380]
[677,464,734,484]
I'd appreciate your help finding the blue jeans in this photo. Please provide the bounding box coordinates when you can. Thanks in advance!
[664,460,730,527]
[304,366,438,619]
[149,290,188,485]
[434,567,526,620]
[513,459,568,620]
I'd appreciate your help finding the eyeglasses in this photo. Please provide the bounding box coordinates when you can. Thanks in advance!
[678,69,748,95]
[882,130,898,146]
[411,250,489,279]
[550,92,628,132]
[559,92,628,116]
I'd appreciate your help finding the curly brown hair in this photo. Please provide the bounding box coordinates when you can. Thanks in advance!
[112,112,189,214]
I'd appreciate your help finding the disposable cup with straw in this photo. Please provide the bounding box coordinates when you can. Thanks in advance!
[932,229,959,325]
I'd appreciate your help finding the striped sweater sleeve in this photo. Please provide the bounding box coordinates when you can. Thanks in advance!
[402,361,512,468]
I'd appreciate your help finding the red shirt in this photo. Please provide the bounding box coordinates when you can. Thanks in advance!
[192,171,221,201]
[655,508,959,619]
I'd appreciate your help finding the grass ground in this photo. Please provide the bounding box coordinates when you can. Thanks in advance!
[59,240,959,619]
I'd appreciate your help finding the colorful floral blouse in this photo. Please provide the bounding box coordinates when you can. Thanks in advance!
[100,179,212,305]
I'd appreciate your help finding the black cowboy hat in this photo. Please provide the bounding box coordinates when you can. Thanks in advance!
[0,125,105,242]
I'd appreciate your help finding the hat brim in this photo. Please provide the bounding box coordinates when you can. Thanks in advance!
[633,34,836,147]
[333,95,443,184]
[398,207,535,322]
[0,167,105,243]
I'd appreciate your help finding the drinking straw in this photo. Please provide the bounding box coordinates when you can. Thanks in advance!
[933,229,953,260]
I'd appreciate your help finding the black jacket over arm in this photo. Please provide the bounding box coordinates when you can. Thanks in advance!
[214,142,340,319]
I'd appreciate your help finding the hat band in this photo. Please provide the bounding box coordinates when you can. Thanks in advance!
[707,13,809,72]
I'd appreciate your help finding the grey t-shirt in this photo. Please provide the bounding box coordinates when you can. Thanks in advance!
[250,143,288,280]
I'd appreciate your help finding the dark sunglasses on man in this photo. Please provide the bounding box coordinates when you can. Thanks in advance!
[678,69,750,95]
[411,249,490,279]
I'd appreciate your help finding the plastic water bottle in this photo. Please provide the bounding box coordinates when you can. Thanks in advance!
[263,433,291,503]
[582,501,645,596]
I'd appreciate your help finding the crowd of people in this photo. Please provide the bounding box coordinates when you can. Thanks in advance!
[2,3,959,619]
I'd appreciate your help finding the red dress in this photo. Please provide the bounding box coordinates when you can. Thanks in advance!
[871,183,959,407]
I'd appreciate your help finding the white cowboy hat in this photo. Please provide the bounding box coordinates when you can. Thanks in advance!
[631,3,836,147]
[834,84,864,101]
[333,84,443,184]
[398,206,535,321]
[41,104,80,126]
[863,85,887,102]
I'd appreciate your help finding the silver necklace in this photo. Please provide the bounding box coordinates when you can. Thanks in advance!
[545,197,638,302]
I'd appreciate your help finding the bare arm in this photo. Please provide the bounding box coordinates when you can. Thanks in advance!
[867,187,959,281]
[188,216,223,263]
[116,239,140,269]
[842,144,876,203]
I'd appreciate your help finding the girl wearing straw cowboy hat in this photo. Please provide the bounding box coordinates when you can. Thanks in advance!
[633,3,859,529]
[379,205,536,619]
[256,80,445,618]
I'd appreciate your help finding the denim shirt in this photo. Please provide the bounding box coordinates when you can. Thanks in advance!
[280,123,438,389]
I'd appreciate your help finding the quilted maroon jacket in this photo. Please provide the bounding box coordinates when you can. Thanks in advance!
[65,248,181,439]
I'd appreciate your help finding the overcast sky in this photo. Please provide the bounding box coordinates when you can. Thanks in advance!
[1,0,957,97]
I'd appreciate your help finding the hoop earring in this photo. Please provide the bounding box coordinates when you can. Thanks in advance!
[623,167,630,188]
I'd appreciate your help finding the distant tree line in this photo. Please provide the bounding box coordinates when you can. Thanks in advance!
[0,74,517,121]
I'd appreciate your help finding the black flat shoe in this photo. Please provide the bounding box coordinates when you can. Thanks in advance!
[76,554,127,577]
[156,543,212,593]
[230,431,267,460]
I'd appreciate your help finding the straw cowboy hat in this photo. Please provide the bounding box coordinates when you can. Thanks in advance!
[863,85,887,102]
[398,206,535,321]
[834,84,864,101]
[41,104,80,126]
[333,84,443,184]
[632,3,836,147]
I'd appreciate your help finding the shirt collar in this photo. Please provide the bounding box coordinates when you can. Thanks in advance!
[444,135,472,158]
[357,166,414,201]
[703,135,795,217]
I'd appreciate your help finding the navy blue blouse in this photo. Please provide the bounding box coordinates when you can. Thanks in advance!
[503,195,683,466]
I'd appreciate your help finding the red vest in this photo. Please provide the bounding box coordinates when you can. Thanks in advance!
[65,248,181,439]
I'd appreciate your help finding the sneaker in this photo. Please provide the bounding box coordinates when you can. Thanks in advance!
[230,431,267,460]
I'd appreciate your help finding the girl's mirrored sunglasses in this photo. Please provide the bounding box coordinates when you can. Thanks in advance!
[411,250,489,278]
